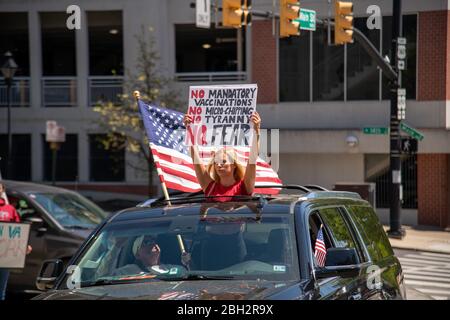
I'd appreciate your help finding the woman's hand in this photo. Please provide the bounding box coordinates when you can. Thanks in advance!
[250,111,261,135]
[183,114,193,127]
[26,245,32,255]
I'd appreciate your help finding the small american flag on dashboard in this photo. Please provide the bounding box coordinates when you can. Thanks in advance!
[314,226,327,267]
[137,99,282,194]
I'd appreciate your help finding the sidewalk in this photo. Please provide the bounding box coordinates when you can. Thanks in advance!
[383,225,450,254]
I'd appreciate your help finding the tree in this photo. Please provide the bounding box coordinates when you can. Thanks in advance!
[93,26,183,196]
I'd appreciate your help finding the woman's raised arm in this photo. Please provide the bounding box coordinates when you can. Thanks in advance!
[183,114,213,191]
[244,111,261,195]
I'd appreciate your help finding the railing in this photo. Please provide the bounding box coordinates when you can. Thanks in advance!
[175,72,247,82]
[0,77,30,107]
[41,77,77,107]
[89,76,123,106]
[369,155,418,209]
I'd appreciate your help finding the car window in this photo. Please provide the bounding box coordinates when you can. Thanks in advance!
[6,194,38,218]
[29,192,107,228]
[61,213,300,289]
[318,207,357,250]
[346,205,394,261]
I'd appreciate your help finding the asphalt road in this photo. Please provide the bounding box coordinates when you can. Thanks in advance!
[394,248,450,300]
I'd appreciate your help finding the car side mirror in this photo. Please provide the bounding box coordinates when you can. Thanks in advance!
[24,216,43,224]
[315,248,361,279]
[36,259,64,291]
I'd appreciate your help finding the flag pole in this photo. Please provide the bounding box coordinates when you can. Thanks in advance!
[134,90,171,205]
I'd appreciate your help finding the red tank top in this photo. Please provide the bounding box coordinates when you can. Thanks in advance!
[205,180,251,202]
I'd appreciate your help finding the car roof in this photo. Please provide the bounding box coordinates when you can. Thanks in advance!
[1,179,77,195]
[109,190,369,223]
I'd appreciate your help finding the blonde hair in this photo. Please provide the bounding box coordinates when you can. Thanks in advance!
[206,147,245,183]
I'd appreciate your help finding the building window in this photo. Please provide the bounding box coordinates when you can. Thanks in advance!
[0,134,31,181]
[40,12,77,107]
[0,13,29,76]
[42,134,78,181]
[313,28,345,101]
[175,24,246,73]
[41,12,76,76]
[279,14,417,102]
[365,154,417,209]
[347,17,380,100]
[89,134,125,182]
[87,11,123,76]
[0,12,30,108]
[279,32,310,102]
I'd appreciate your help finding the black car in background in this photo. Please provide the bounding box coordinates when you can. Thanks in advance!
[33,185,406,300]
[1,180,108,294]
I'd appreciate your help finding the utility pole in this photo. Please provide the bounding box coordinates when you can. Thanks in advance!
[388,0,405,239]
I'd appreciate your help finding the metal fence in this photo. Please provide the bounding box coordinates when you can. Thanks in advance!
[175,71,247,82]
[41,77,77,107]
[372,155,418,209]
[89,76,123,106]
[0,77,30,107]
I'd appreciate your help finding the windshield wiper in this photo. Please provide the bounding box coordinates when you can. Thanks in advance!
[161,274,236,281]
[64,225,92,230]
[80,276,156,288]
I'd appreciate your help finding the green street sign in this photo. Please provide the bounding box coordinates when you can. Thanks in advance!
[363,127,389,135]
[295,8,316,31]
[400,122,424,141]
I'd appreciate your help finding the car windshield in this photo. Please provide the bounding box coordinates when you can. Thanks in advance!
[62,212,300,288]
[30,192,107,228]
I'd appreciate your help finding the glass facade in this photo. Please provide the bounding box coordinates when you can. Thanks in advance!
[0,134,31,181]
[87,11,124,76]
[347,18,380,100]
[279,32,310,102]
[40,12,76,76]
[279,14,417,102]
[175,24,245,73]
[0,12,29,76]
[89,134,125,182]
[42,134,78,181]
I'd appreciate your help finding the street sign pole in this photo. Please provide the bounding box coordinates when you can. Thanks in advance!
[388,0,405,239]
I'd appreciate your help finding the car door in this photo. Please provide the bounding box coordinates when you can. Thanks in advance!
[345,205,404,299]
[307,207,370,300]
[7,192,49,290]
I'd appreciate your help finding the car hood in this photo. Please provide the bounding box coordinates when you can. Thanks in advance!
[34,279,301,300]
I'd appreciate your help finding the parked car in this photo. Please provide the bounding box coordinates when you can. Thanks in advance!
[33,185,406,300]
[1,180,108,294]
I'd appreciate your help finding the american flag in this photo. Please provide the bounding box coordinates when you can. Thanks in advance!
[314,226,327,267]
[137,100,282,194]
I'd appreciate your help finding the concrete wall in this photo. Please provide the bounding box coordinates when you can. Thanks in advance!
[277,153,365,190]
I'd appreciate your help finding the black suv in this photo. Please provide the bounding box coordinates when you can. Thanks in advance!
[33,185,406,300]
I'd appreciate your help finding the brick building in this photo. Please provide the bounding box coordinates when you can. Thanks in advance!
[0,0,449,228]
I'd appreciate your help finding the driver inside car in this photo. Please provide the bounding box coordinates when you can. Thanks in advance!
[113,235,172,276]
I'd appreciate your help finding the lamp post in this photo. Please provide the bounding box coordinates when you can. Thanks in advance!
[1,51,18,180]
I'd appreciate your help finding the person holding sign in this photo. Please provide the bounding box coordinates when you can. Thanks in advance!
[183,111,261,201]
[0,183,32,300]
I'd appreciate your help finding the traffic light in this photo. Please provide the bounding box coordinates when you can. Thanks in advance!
[222,0,252,28]
[280,0,300,38]
[334,0,353,45]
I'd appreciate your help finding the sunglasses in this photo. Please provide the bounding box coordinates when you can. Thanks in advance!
[141,237,157,247]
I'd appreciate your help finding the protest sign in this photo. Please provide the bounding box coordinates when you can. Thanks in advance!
[0,222,30,268]
[187,84,258,147]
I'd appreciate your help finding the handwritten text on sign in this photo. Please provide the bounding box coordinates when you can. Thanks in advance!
[0,222,30,268]
[187,84,258,147]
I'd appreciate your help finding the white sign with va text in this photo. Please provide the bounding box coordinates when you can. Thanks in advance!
[187,84,258,148]
[0,222,30,268]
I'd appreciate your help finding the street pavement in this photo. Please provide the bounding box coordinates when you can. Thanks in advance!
[395,249,450,300]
